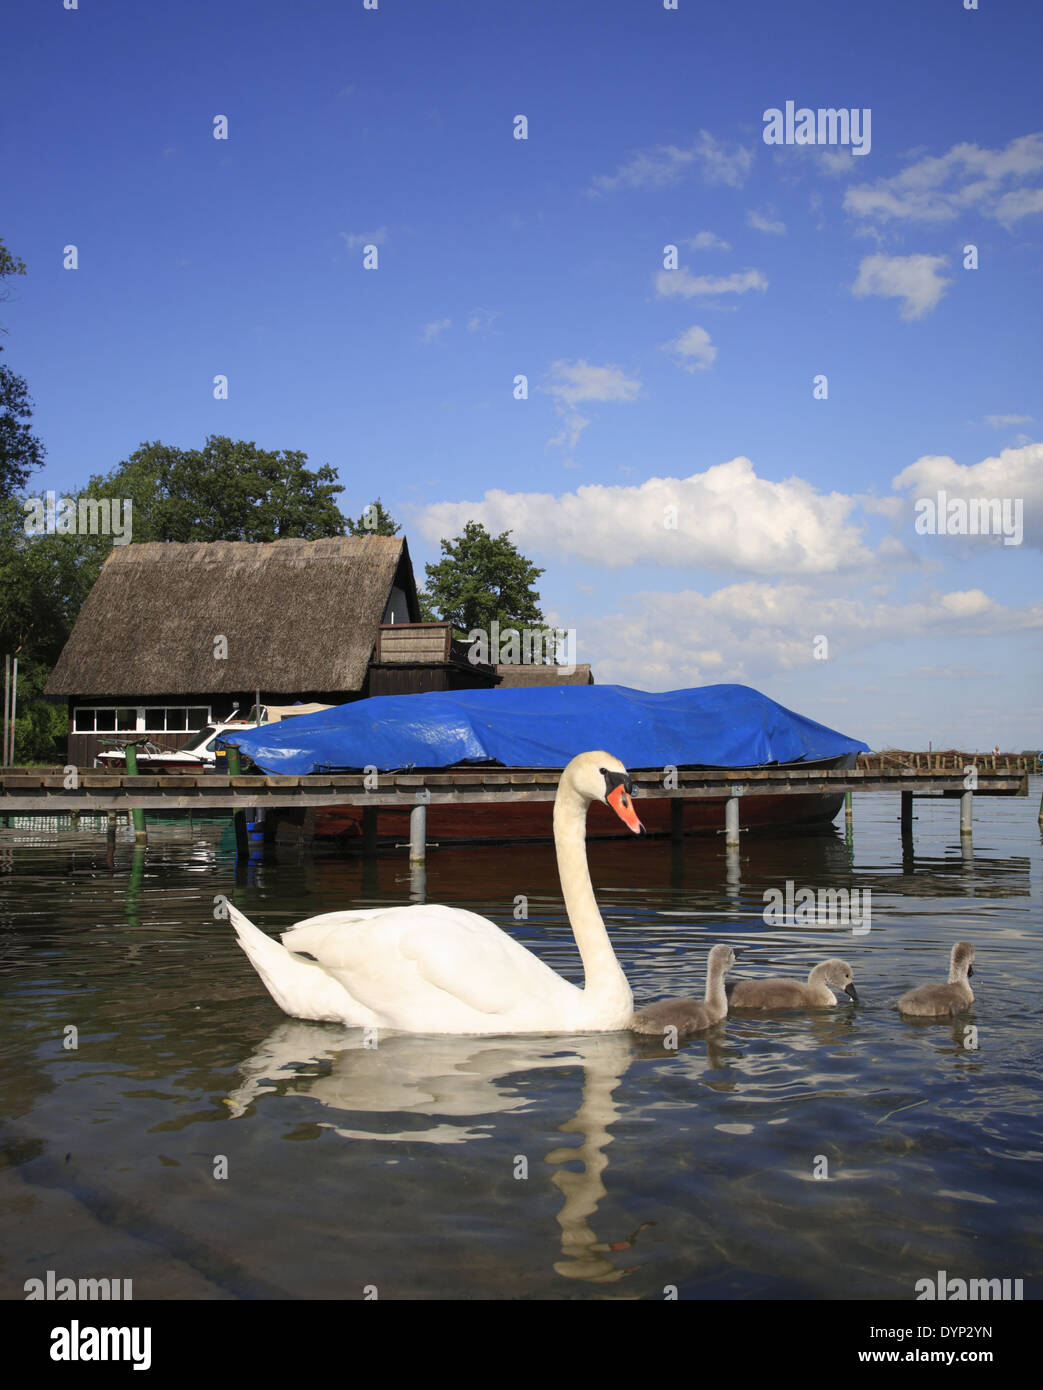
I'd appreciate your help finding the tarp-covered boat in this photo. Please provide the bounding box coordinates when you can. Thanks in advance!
[221,685,867,843]
[221,683,866,774]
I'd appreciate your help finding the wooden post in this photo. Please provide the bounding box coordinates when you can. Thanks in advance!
[8,656,16,767]
[901,791,913,835]
[106,810,117,869]
[725,793,740,847]
[123,743,148,844]
[960,789,973,837]
[2,653,9,766]
[361,806,378,857]
[409,803,426,864]
[670,798,684,844]
[226,748,250,859]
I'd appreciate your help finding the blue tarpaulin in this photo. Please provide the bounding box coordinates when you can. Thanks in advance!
[219,684,868,775]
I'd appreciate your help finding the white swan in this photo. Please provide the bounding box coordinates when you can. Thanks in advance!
[227,751,645,1034]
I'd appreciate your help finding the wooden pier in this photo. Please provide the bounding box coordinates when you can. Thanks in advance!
[0,762,1030,860]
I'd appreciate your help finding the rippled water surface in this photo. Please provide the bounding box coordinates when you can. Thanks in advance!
[1,785,1041,1300]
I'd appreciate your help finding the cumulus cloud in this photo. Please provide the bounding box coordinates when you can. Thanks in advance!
[747,209,786,235]
[844,132,1043,227]
[421,318,451,343]
[686,230,732,251]
[578,581,1042,689]
[655,267,768,299]
[416,456,881,576]
[663,324,717,371]
[852,253,951,319]
[590,130,753,194]
[892,441,1042,550]
[985,413,1032,429]
[542,359,641,454]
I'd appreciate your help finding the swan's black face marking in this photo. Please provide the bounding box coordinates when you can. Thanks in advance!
[600,767,635,798]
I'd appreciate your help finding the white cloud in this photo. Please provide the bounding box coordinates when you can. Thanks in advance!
[416,456,879,576]
[692,131,755,188]
[467,308,499,334]
[663,324,717,371]
[542,360,641,455]
[544,360,641,407]
[339,227,388,249]
[686,231,732,251]
[985,413,1032,429]
[421,318,451,343]
[992,187,1043,226]
[590,130,753,193]
[844,132,1043,227]
[892,441,1042,550]
[655,267,768,299]
[851,253,951,319]
[820,149,857,177]
[578,581,1042,689]
[747,209,786,235]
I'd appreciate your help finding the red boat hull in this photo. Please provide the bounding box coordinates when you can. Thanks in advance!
[313,758,853,844]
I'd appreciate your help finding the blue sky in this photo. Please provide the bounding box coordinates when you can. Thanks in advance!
[3,0,1041,748]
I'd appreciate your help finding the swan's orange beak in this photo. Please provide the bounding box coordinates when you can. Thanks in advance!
[607,784,645,835]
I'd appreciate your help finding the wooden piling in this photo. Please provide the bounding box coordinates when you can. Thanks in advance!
[226,749,251,859]
[901,791,913,835]
[409,803,427,864]
[670,798,684,843]
[725,793,740,847]
[960,789,973,837]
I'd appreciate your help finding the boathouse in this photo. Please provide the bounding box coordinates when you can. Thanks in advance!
[46,536,592,764]
[46,535,496,764]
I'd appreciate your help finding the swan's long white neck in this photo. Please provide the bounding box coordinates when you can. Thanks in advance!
[553,777,631,1016]
[704,957,729,1014]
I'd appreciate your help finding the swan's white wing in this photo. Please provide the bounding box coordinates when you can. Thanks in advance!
[282,905,578,1028]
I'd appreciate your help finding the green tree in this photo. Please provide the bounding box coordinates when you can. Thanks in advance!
[84,436,346,542]
[423,521,545,636]
[0,434,348,762]
[345,498,401,537]
[0,239,45,498]
[0,495,111,763]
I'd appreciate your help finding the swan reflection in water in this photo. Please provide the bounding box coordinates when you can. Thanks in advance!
[227,1023,659,1284]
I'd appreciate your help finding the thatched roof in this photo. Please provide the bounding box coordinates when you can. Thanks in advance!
[46,536,418,697]
[496,664,594,687]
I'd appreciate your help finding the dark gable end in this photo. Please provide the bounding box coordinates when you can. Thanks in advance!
[46,536,416,698]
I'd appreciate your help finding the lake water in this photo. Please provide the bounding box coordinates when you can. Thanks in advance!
[1,784,1040,1301]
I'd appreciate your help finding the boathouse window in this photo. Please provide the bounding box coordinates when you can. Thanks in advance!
[73,706,211,733]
